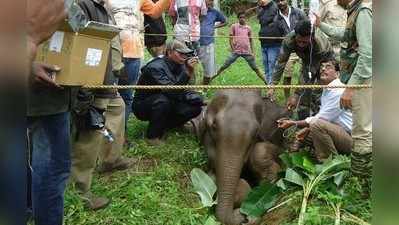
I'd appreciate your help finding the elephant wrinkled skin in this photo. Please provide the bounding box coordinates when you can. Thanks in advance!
[195,90,291,225]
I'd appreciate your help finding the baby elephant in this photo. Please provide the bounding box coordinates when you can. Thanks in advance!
[194,90,290,225]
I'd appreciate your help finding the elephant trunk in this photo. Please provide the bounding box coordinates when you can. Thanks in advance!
[215,148,247,225]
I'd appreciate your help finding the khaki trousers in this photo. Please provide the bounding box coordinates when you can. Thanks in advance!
[306,119,353,162]
[351,79,372,178]
[71,96,125,193]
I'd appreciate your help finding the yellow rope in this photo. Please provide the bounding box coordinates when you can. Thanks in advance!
[82,84,372,90]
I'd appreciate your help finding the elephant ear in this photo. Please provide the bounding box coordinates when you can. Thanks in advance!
[205,92,229,127]
[258,98,290,145]
[253,100,264,126]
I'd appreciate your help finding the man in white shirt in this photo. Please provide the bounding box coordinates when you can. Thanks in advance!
[277,57,353,162]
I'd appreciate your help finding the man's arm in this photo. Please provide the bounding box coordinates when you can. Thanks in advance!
[319,22,346,41]
[27,0,67,62]
[271,39,290,85]
[347,9,372,84]
[229,25,235,51]
[214,11,227,28]
[200,0,208,16]
[141,0,171,19]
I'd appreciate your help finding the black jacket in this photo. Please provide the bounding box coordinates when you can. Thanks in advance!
[273,7,307,40]
[257,1,280,47]
[134,57,191,101]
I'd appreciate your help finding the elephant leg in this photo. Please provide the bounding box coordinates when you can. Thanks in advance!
[234,179,251,209]
[249,142,282,183]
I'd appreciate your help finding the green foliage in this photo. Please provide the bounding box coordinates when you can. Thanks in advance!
[220,0,257,15]
[204,216,221,225]
[190,168,217,208]
[240,181,282,217]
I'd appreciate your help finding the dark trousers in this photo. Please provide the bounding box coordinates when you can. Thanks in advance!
[133,94,202,139]
[28,112,71,225]
[118,58,141,131]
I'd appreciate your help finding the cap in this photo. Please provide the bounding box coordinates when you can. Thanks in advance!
[167,39,194,55]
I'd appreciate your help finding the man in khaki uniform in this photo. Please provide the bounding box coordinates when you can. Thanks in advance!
[315,0,372,196]
[71,0,135,210]
[319,0,347,55]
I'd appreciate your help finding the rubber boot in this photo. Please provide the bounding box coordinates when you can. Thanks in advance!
[81,192,110,210]
[351,151,372,198]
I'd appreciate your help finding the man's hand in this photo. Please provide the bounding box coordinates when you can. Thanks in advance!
[277,118,296,129]
[186,57,199,69]
[31,62,62,89]
[312,12,321,28]
[340,88,354,110]
[295,128,310,141]
[186,57,198,78]
[286,95,298,111]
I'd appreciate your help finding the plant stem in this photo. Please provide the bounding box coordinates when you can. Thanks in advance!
[266,197,294,213]
[342,211,371,225]
[297,184,310,225]
[334,203,341,225]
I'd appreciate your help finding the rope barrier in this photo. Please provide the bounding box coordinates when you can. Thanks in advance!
[143,32,286,40]
[82,84,372,90]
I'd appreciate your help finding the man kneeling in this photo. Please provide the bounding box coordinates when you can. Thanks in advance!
[277,57,353,162]
[133,40,203,146]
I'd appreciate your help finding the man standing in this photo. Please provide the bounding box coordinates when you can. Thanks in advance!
[169,0,207,52]
[268,19,334,120]
[199,0,226,85]
[319,0,347,55]
[315,0,372,196]
[133,40,203,146]
[27,1,80,224]
[109,0,171,146]
[273,0,306,99]
[213,12,266,84]
[277,57,353,162]
[71,0,134,210]
[257,0,279,84]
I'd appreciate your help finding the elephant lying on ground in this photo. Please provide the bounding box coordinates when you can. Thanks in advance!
[193,90,291,225]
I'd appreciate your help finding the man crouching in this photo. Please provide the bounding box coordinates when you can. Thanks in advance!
[277,57,353,162]
[133,40,204,146]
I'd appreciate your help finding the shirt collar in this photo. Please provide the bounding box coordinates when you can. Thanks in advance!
[279,7,291,18]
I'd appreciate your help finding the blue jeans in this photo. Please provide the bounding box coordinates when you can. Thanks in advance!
[0,127,27,225]
[28,112,71,225]
[118,58,141,130]
[261,46,281,84]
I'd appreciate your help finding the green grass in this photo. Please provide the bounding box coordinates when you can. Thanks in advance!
[63,16,370,225]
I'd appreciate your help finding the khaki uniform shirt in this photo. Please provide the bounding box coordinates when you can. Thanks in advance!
[319,0,347,28]
[319,0,347,52]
